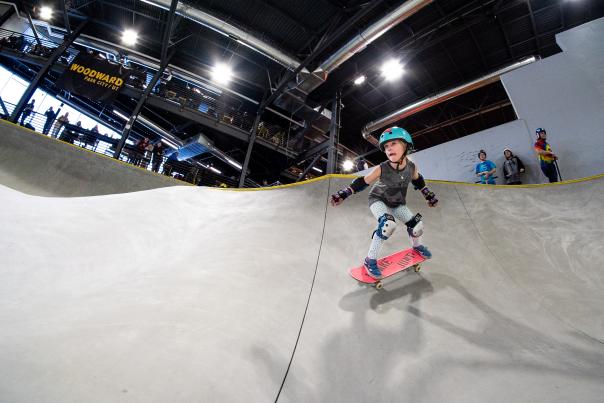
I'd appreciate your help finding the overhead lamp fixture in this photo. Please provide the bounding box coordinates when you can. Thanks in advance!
[211,62,233,85]
[209,166,222,174]
[312,167,323,173]
[342,160,354,172]
[121,29,138,46]
[354,75,366,85]
[381,59,404,81]
[113,109,129,121]
[39,6,53,20]
[225,157,242,170]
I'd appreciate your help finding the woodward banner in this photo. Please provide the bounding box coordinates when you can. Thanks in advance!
[56,53,128,104]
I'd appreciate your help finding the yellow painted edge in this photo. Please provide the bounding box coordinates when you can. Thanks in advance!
[0,119,193,186]
[425,172,604,188]
[5,120,601,191]
[217,171,604,191]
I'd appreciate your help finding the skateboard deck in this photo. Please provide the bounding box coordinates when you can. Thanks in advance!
[349,248,426,289]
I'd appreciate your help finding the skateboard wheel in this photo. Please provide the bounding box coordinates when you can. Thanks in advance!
[414,264,421,273]
[375,282,383,290]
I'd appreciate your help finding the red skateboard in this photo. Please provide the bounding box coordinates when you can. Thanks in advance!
[349,248,426,289]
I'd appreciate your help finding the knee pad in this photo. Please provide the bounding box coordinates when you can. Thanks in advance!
[405,213,424,238]
[374,213,396,240]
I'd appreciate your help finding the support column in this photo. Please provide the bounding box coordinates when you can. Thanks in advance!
[113,51,174,159]
[0,96,9,116]
[25,12,42,47]
[113,0,178,159]
[10,19,87,123]
[0,4,15,28]
[296,153,322,182]
[238,112,262,188]
[326,90,341,174]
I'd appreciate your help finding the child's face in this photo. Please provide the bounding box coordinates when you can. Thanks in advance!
[479,152,487,161]
[504,150,511,159]
[384,140,406,162]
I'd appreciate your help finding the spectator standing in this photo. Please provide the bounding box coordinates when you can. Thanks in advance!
[20,99,35,125]
[475,149,497,185]
[502,149,525,185]
[52,111,69,137]
[42,106,56,135]
[151,141,165,172]
[131,137,150,167]
[356,157,369,172]
[533,128,559,183]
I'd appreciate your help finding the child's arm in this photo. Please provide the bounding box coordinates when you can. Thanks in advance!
[330,165,381,206]
[411,165,438,207]
[517,157,525,172]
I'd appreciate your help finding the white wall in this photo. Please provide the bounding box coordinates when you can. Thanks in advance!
[409,119,540,184]
[403,17,604,183]
[1,11,28,33]
[501,17,604,181]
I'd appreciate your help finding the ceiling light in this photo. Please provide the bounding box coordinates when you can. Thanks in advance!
[312,166,323,173]
[39,6,53,20]
[381,59,404,81]
[121,29,138,46]
[209,166,222,174]
[211,63,233,85]
[342,160,354,172]
[225,158,242,170]
[113,109,129,121]
[354,75,366,85]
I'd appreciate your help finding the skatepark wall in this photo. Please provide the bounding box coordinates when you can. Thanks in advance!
[408,119,541,184]
[0,120,187,196]
[407,18,604,184]
[500,17,604,181]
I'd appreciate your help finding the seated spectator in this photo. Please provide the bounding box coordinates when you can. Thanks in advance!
[257,122,269,138]
[82,124,99,149]
[502,148,525,185]
[162,151,179,176]
[59,122,79,144]
[534,128,559,183]
[475,149,497,185]
[1,34,25,51]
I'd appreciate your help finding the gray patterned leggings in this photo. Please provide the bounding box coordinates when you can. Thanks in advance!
[367,201,421,259]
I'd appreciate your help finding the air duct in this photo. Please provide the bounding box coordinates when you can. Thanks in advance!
[139,0,303,72]
[295,0,434,95]
[361,56,538,146]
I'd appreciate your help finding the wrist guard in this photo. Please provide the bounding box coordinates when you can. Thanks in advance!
[411,174,426,190]
[421,187,438,207]
[337,187,353,199]
[350,176,368,193]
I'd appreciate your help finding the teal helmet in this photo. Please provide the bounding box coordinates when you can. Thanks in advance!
[378,127,413,151]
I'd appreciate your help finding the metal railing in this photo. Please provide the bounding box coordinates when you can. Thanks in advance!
[0,28,80,65]
[1,99,259,188]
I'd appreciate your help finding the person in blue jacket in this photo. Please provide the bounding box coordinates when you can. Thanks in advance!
[475,149,497,185]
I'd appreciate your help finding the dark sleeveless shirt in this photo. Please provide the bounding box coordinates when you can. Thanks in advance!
[368,159,415,207]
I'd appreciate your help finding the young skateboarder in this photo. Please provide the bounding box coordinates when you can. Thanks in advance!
[330,127,438,279]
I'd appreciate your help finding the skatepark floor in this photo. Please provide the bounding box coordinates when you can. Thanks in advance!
[1,175,603,403]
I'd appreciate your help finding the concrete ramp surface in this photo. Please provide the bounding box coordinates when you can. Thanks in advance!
[1,176,603,402]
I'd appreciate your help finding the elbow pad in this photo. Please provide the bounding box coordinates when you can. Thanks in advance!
[350,176,368,193]
[411,174,426,190]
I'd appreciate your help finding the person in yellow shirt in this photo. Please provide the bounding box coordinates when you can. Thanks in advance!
[533,128,559,183]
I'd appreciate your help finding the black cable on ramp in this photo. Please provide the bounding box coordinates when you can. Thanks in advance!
[273,177,332,402]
